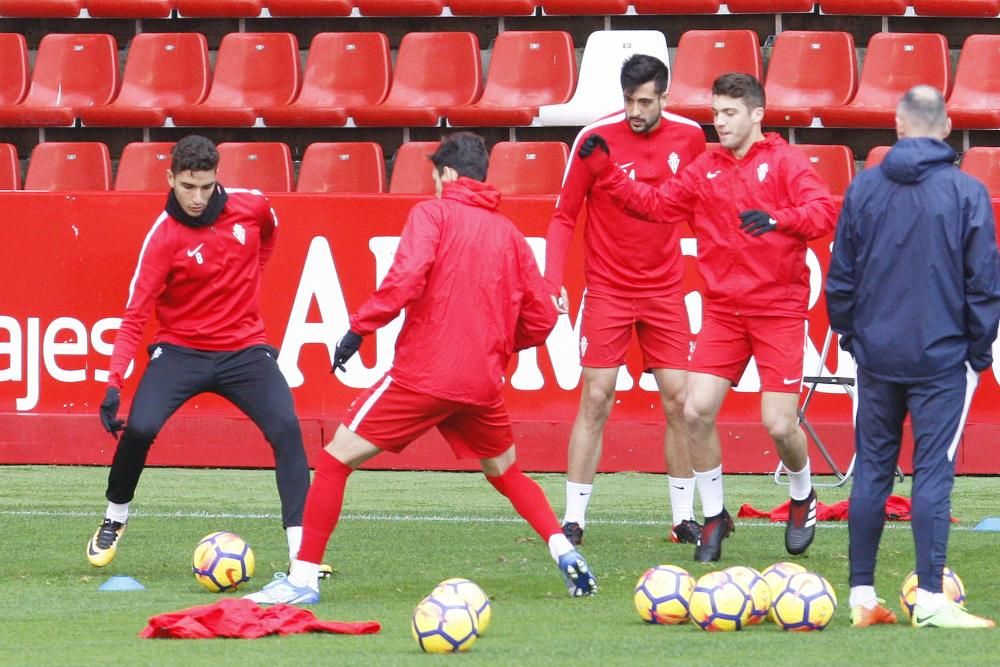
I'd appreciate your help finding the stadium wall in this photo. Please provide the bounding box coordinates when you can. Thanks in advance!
[2,192,999,474]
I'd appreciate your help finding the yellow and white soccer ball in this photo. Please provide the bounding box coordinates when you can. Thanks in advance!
[192,531,255,593]
[432,577,492,634]
[633,564,696,625]
[724,565,772,625]
[689,570,753,631]
[771,571,838,631]
[899,567,966,622]
[761,561,808,623]
[411,592,479,653]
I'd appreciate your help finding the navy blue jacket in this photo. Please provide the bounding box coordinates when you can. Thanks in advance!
[826,137,1000,382]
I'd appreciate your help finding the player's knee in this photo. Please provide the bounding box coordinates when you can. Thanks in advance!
[580,383,615,420]
[263,414,304,449]
[121,420,159,446]
[763,412,799,442]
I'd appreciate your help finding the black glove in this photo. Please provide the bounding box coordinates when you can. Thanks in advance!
[99,387,124,438]
[738,209,778,236]
[578,134,609,159]
[332,330,363,373]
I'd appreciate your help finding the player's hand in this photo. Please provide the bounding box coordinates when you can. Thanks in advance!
[738,209,778,236]
[332,330,363,373]
[578,134,613,178]
[578,134,609,159]
[99,387,124,438]
[550,287,569,315]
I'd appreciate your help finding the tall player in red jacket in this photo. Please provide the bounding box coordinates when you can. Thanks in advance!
[246,133,596,605]
[582,74,837,562]
[88,135,311,569]
[546,55,706,547]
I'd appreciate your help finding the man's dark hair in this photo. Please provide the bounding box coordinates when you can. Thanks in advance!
[429,132,489,182]
[712,72,766,111]
[620,54,670,96]
[171,135,219,174]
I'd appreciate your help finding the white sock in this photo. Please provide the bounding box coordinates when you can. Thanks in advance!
[286,526,303,561]
[786,458,812,501]
[548,533,574,562]
[916,588,945,613]
[105,501,129,524]
[287,559,320,590]
[563,481,593,527]
[849,585,877,609]
[668,475,696,525]
[695,465,724,518]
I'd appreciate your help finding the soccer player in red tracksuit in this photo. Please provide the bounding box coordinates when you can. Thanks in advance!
[580,73,837,562]
[246,133,597,605]
[545,54,706,547]
[88,135,311,570]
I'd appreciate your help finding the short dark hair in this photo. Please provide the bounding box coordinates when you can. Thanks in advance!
[171,135,219,173]
[429,132,489,182]
[620,54,670,96]
[712,72,766,111]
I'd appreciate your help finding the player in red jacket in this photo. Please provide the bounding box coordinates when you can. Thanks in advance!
[582,73,837,562]
[545,55,706,547]
[246,133,596,605]
[88,135,311,569]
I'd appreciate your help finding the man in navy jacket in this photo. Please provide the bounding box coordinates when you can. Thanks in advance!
[826,85,1000,629]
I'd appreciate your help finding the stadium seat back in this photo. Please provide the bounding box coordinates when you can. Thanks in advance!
[87,0,175,17]
[22,33,118,108]
[24,142,111,191]
[0,142,20,189]
[793,144,855,196]
[297,142,387,193]
[667,30,762,122]
[947,35,1000,127]
[0,33,29,105]
[849,33,950,109]
[486,141,569,195]
[216,142,294,193]
[726,0,814,10]
[540,0,629,13]
[961,147,1000,198]
[765,31,857,110]
[381,32,482,108]
[818,0,907,13]
[449,0,537,15]
[297,32,391,108]
[912,0,1000,16]
[357,0,445,15]
[633,0,722,12]
[389,142,440,194]
[176,0,264,16]
[114,142,175,191]
[0,0,82,17]
[864,145,891,169]
[114,33,210,108]
[266,0,356,16]
[478,31,577,108]
[201,33,301,108]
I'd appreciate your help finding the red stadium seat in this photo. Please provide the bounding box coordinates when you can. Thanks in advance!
[350,33,482,127]
[388,141,439,194]
[486,142,569,195]
[297,142,387,193]
[24,142,111,191]
[0,33,29,106]
[819,0,907,13]
[0,143,20,189]
[357,0,444,14]
[666,30,762,124]
[266,0,356,15]
[540,0,629,13]
[81,33,210,128]
[216,142,294,193]
[175,0,264,16]
[0,34,118,127]
[171,33,301,127]
[87,0,175,17]
[261,32,390,128]
[913,0,999,16]
[818,33,950,129]
[961,147,1000,198]
[114,142,175,192]
[0,0,82,17]
[763,31,857,127]
[633,0,722,12]
[792,144,855,196]
[864,145,890,169]
[726,0,814,11]
[946,35,1000,130]
[449,0,537,14]
[447,31,576,127]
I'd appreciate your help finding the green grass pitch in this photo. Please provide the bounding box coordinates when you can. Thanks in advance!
[1,466,998,665]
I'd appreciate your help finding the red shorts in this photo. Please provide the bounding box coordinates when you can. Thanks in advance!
[579,290,690,369]
[690,309,806,393]
[344,375,513,459]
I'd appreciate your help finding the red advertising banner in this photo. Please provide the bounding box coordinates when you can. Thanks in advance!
[2,193,998,473]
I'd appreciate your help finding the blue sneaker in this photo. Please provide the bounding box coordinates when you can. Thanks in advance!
[558,550,596,597]
[244,574,320,605]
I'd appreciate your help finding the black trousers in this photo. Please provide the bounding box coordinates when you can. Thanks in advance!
[106,343,309,527]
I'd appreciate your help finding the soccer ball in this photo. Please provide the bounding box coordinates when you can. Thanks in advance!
[724,566,772,625]
[411,592,479,653]
[633,564,696,625]
[899,567,966,622]
[432,578,492,633]
[761,561,808,623]
[688,570,753,631]
[771,571,838,631]
[192,531,255,593]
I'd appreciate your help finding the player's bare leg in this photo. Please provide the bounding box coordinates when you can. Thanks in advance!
[651,368,700,544]
[762,391,816,555]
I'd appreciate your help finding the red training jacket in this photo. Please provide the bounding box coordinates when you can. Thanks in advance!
[545,110,706,297]
[350,177,556,406]
[598,133,836,317]
[108,189,277,389]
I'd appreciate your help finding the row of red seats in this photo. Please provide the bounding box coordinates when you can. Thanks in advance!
[5,140,997,198]
[0,1,997,18]
[0,30,997,130]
